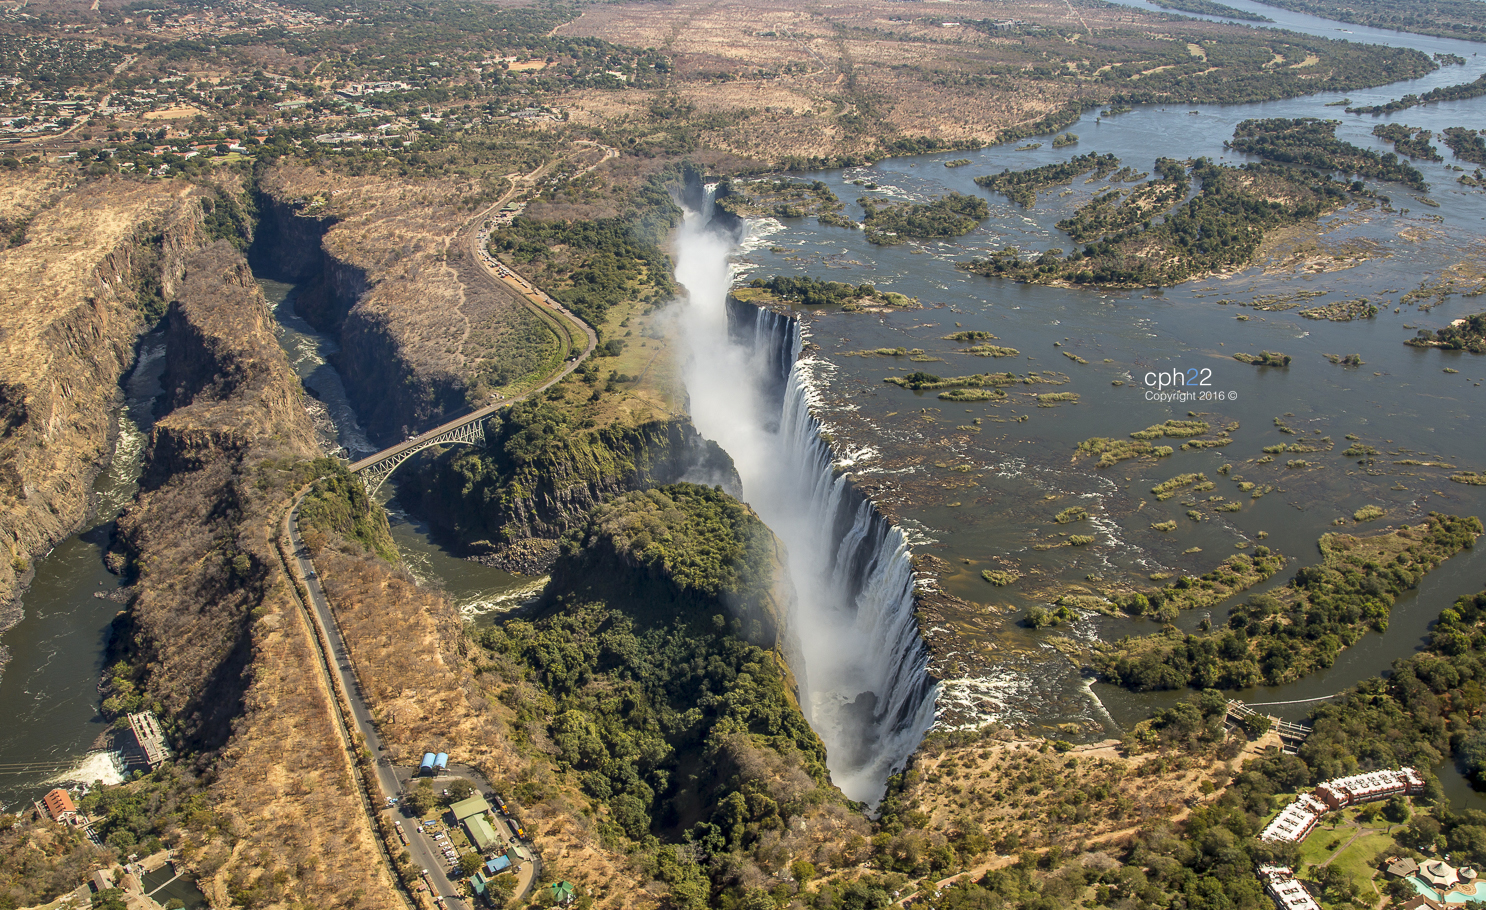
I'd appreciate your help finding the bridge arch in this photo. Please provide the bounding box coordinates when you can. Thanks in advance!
[352,417,487,495]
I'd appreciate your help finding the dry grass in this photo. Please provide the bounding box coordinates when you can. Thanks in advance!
[0,175,205,613]
[311,549,656,910]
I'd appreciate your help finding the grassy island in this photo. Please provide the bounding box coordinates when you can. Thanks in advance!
[975,153,1121,208]
[1096,514,1483,690]
[859,193,989,245]
[737,275,918,309]
[1229,118,1427,190]
[1147,0,1274,21]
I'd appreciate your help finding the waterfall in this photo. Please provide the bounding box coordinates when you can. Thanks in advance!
[675,201,938,807]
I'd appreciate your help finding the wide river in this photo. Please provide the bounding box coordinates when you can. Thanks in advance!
[0,0,1484,811]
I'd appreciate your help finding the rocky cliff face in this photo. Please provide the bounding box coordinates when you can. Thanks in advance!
[113,240,397,906]
[251,164,542,444]
[0,177,209,664]
[121,240,322,732]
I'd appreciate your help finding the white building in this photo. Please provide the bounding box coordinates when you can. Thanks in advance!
[1315,768,1424,810]
[1260,794,1328,843]
[1259,866,1322,910]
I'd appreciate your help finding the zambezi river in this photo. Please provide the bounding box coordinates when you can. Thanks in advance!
[1,0,1485,812]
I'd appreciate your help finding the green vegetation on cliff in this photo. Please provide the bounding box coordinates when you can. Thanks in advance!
[1096,514,1483,690]
[479,484,840,877]
[399,398,733,554]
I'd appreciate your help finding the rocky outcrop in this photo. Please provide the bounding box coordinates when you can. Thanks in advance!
[113,241,398,905]
[120,240,322,736]
[396,409,738,572]
[251,164,540,444]
[0,177,209,668]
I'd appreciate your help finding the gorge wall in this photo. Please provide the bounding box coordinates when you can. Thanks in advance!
[113,240,399,906]
[0,177,211,669]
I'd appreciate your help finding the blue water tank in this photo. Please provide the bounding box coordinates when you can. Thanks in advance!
[420,752,436,774]
[434,752,449,771]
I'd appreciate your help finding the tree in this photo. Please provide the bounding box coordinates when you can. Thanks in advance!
[403,780,437,818]
[447,778,477,803]
[459,852,483,876]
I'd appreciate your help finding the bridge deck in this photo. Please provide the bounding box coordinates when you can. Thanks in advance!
[348,400,507,473]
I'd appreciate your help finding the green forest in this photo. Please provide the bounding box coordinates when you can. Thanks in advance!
[477,485,842,905]
[962,158,1358,288]
[1096,514,1483,691]
[859,193,989,245]
[1228,118,1427,189]
[1444,128,1486,166]
[1347,73,1486,114]
[1407,312,1486,353]
[1372,123,1442,161]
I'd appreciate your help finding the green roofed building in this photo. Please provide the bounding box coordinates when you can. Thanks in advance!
[551,881,576,905]
[465,814,499,852]
[450,794,492,822]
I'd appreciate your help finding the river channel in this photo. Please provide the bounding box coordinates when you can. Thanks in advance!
[0,1,1483,814]
[723,0,1486,788]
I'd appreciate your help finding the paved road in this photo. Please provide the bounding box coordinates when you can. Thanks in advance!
[285,502,470,909]
[348,155,602,479]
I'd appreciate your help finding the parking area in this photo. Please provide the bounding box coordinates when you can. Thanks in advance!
[390,763,538,906]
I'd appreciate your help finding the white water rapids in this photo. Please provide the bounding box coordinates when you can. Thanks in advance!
[672,203,937,806]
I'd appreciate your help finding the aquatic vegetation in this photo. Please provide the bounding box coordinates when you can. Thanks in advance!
[1451,472,1486,486]
[1067,534,1095,545]
[1061,351,1088,364]
[938,388,1005,402]
[1152,473,1208,500]
[1354,505,1385,522]
[885,371,1018,391]
[1054,506,1089,524]
[1233,351,1292,366]
[1117,549,1286,617]
[1325,353,1365,365]
[1300,298,1379,321]
[943,330,997,342]
[1151,520,1179,532]
[1131,419,1209,439]
[1077,437,1171,467]
[963,344,1021,357]
[980,569,1020,586]
[943,159,972,168]
[1052,133,1079,148]
[1035,392,1079,407]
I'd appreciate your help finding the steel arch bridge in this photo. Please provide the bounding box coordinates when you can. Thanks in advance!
[350,414,489,495]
